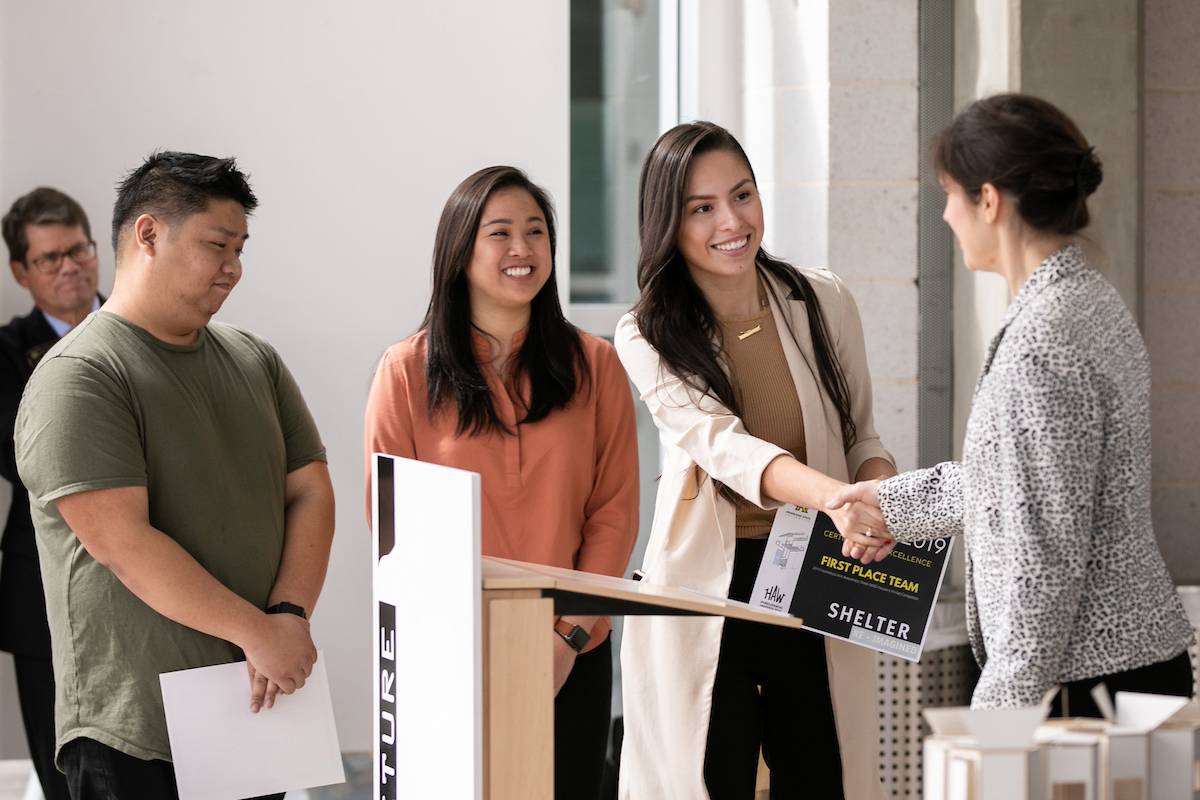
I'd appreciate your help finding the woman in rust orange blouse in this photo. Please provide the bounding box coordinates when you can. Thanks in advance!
[363,165,639,799]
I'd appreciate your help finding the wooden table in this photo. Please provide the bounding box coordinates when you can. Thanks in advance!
[481,557,803,799]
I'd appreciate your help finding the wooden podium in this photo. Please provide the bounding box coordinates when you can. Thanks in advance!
[372,454,803,800]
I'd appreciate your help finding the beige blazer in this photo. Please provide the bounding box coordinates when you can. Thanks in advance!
[614,266,893,800]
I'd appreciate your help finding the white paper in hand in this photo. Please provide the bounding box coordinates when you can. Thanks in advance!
[160,652,345,800]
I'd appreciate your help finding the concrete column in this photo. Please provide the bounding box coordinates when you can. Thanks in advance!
[1144,0,1200,582]
[827,0,921,470]
[1020,0,1142,312]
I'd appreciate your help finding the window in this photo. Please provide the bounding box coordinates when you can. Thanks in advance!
[569,0,673,318]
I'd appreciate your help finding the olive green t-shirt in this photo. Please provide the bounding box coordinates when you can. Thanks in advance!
[14,311,326,764]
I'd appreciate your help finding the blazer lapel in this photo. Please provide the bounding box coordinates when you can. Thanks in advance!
[764,273,837,472]
[974,247,1080,394]
[975,324,1009,394]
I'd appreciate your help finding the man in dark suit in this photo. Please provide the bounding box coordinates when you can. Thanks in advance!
[1,187,101,800]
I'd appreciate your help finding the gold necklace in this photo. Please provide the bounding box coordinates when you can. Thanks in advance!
[737,292,769,340]
[737,324,761,341]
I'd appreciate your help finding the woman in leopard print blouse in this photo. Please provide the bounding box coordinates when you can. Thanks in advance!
[836,94,1194,712]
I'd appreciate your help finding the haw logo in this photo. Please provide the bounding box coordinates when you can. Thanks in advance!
[763,584,786,604]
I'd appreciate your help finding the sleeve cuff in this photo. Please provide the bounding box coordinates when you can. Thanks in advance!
[286,450,328,473]
[37,476,148,507]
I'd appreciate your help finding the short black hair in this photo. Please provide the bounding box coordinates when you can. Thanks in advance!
[111,151,258,252]
[2,187,92,263]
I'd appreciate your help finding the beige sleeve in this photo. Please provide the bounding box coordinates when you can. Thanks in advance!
[613,312,788,510]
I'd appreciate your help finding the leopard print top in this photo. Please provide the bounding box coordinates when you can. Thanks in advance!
[878,244,1193,709]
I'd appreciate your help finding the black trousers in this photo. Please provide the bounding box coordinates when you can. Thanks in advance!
[13,654,70,800]
[704,538,844,800]
[555,635,612,800]
[60,737,285,800]
[1049,648,1194,718]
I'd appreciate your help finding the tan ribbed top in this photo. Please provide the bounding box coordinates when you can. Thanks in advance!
[716,307,806,538]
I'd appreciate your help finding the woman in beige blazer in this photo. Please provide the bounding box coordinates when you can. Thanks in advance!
[615,121,895,799]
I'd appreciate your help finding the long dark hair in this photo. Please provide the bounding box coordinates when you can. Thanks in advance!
[423,166,588,436]
[632,122,857,492]
[934,93,1103,234]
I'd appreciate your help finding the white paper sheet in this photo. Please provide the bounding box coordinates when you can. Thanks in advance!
[160,653,344,800]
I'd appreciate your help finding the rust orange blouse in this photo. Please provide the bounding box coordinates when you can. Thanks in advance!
[363,328,639,650]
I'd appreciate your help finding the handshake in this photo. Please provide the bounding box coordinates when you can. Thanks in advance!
[827,480,893,565]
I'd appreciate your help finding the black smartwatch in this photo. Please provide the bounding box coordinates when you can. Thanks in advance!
[553,617,591,653]
[266,601,307,620]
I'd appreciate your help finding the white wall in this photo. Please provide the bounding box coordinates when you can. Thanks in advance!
[0,0,568,754]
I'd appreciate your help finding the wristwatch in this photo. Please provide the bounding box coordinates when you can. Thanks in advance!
[553,617,591,653]
[266,601,307,620]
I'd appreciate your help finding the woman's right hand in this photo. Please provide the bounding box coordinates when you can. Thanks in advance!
[827,498,887,542]
[827,480,894,563]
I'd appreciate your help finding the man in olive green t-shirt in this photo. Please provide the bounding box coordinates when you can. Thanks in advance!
[14,152,335,800]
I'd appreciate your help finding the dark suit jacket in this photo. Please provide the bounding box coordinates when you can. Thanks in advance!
[0,306,61,657]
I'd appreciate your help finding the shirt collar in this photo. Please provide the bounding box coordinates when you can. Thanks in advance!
[41,295,101,338]
[470,327,528,364]
[999,243,1085,330]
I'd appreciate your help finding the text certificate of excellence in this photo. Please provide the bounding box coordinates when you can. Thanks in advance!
[749,505,952,661]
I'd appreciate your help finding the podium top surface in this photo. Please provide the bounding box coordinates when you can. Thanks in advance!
[482,557,804,628]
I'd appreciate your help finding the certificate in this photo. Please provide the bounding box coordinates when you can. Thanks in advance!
[750,505,952,661]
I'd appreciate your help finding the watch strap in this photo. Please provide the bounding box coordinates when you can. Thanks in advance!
[553,617,590,653]
[266,601,307,620]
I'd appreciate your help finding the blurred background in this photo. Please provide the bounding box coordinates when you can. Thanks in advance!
[1,1,1196,797]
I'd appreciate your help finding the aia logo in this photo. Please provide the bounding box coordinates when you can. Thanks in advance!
[763,584,786,604]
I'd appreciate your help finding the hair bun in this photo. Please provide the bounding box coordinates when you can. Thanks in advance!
[1076,147,1103,196]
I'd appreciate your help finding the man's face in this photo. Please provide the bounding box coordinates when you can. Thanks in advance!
[9,223,100,318]
[153,199,248,331]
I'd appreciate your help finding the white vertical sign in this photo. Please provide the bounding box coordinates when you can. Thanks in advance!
[373,455,482,800]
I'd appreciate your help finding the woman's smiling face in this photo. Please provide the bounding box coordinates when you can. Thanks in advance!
[675,149,764,287]
[465,186,552,317]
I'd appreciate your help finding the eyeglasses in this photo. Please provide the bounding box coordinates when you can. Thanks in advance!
[26,240,98,275]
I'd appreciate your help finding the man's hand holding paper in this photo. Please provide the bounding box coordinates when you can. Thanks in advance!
[241,611,317,712]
